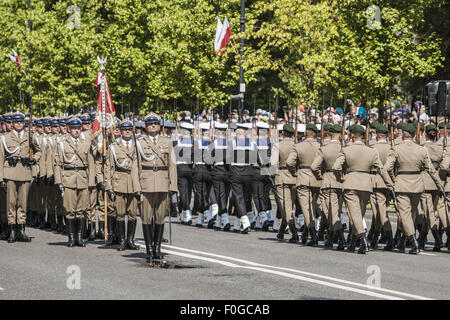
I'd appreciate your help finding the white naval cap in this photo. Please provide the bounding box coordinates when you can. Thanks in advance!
[256,121,269,129]
[214,121,228,130]
[236,123,253,130]
[199,122,211,131]
[180,122,195,130]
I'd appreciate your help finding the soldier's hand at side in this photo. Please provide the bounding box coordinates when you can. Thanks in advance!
[28,158,36,165]
[97,182,106,192]
[107,190,116,202]
[88,186,94,192]
[58,183,64,196]
[0,181,6,192]
[134,191,142,202]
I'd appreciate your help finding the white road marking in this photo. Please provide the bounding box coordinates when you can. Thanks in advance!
[419,252,437,256]
[136,242,432,300]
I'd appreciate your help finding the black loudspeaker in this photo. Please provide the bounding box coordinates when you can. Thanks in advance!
[425,80,450,116]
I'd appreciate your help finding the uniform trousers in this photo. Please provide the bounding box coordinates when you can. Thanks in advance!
[343,190,370,235]
[252,170,271,213]
[370,189,392,232]
[395,192,421,237]
[321,188,343,232]
[177,167,193,211]
[277,184,296,224]
[436,196,449,229]
[420,191,439,230]
[141,192,168,225]
[212,174,230,215]
[63,188,89,220]
[115,192,137,221]
[229,174,253,218]
[7,180,30,225]
[193,165,213,213]
[297,185,320,229]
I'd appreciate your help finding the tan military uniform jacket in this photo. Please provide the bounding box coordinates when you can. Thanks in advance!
[106,137,135,194]
[421,140,443,191]
[54,135,95,189]
[311,140,342,189]
[439,149,450,192]
[272,137,296,186]
[286,137,321,188]
[35,133,47,178]
[383,140,442,193]
[45,133,59,178]
[370,140,391,189]
[131,134,177,193]
[332,141,382,192]
[0,130,41,182]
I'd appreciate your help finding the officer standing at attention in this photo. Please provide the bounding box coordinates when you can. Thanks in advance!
[332,124,383,254]
[54,117,95,247]
[105,120,139,251]
[132,113,177,263]
[0,112,41,243]
[286,123,321,246]
[382,123,444,254]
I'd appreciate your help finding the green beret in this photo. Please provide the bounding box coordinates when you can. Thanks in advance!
[331,124,342,133]
[412,121,424,131]
[438,122,450,129]
[375,124,388,134]
[370,121,381,129]
[402,123,416,135]
[425,124,438,132]
[306,123,318,133]
[397,122,406,130]
[323,124,332,132]
[349,124,365,135]
[283,124,295,134]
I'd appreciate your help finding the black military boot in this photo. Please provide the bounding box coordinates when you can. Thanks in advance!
[369,231,380,250]
[39,213,47,229]
[357,233,369,254]
[367,223,375,242]
[112,217,119,245]
[50,213,57,231]
[336,229,346,250]
[75,218,86,247]
[288,221,299,243]
[301,227,309,244]
[431,226,443,252]
[126,219,139,250]
[62,217,68,235]
[397,234,406,252]
[276,221,287,240]
[394,228,403,249]
[408,235,420,254]
[347,225,352,243]
[7,225,17,243]
[87,222,96,241]
[325,230,334,248]
[56,216,65,233]
[0,222,9,240]
[96,221,105,240]
[142,224,153,263]
[116,220,126,251]
[417,230,426,250]
[307,227,318,247]
[154,224,165,260]
[447,227,450,251]
[383,230,394,251]
[347,233,356,252]
[317,220,327,242]
[66,219,75,247]
[378,228,386,244]
[17,224,31,242]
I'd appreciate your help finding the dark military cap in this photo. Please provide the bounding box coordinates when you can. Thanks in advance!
[50,119,59,127]
[67,117,82,127]
[11,112,25,122]
[283,124,295,134]
[323,124,333,132]
[306,123,318,133]
[90,113,96,121]
[412,121,424,131]
[144,114,160,124]
[375,123,388,134]
[331,124,342,133]
[80,114,91,124]
[349,124,365,135]
[59,118,66,126]
[438,122,450,129]
[425,124,438,132]
[3,114,12,123]
[35,119,43,127]
[119,120,133,130]
[42,118,50,126]
[164,122,176,129]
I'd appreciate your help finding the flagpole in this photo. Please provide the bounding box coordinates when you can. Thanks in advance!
[99,58,108,243]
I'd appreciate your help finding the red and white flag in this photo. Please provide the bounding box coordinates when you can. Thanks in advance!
[92,64,115,142]
[7,49,25,74]
[214,17,231,55]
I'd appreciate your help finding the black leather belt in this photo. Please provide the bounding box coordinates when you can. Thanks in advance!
[278,167,289,170]
[64,166,87,171]
[115,167,131,174]
[142,166,168,171]
[397,171,420,175]
[347,170,370,174]
[299,166,311,169]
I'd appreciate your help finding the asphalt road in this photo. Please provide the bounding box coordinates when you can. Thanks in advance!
[0,210,449,300]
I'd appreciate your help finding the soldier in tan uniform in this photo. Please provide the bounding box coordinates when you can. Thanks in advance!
[0,112,41,243]
[105,120,139,251]
[435,122,450,244]
[54,117,95,247]
[287,123,321,246]
[0,116,7,240]
[132,114,177,262]
[417,124,444,251]
[332,124,383,254]
[382,123,444,254]
[271,124,298,242]
[311,124,346,250]
[368,123,395,250]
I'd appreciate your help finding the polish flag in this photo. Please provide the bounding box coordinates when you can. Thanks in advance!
[214,17,232,55]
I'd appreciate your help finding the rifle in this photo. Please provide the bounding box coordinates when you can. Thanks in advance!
[365,102,370,145]
[294,104,298,142]
[415,121,420,144]
[320,96,324,147]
